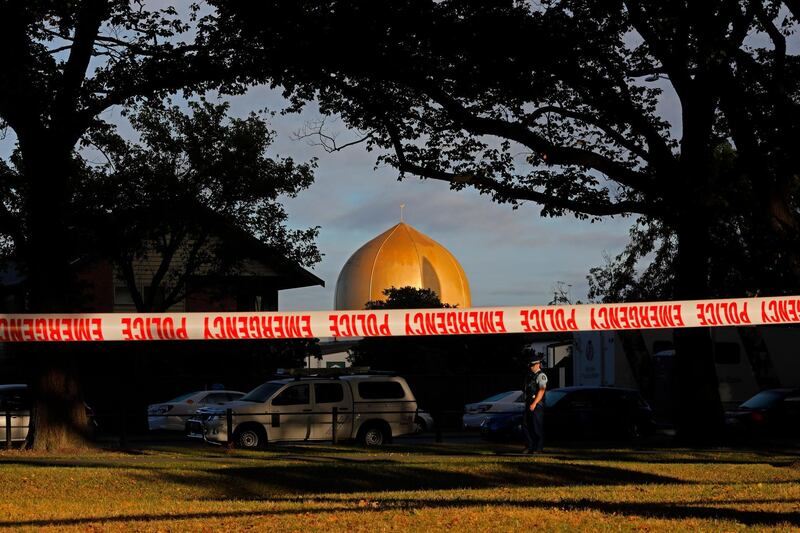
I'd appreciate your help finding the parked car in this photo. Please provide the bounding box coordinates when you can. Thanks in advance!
[0,384,30,445]
[479,386,655,440]
[147,390,245,431]
[462,390,524,429]
[725,388,800,437]
[414,409,435,433]
[187,374,419,448]
[1,384,96,445]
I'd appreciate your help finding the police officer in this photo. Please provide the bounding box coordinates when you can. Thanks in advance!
[523,354,547,453]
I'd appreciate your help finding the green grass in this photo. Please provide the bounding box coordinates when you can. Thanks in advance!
[0,440,798,532]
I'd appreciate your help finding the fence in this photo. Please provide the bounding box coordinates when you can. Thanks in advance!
[1,405,540,450]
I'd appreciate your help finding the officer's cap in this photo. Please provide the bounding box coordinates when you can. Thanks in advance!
[528,355,544,366]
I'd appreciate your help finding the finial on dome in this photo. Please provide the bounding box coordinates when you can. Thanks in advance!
[400,203,406,222]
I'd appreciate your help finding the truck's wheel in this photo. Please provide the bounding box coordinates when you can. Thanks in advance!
[359,423,390,447]
[234,425,266,449]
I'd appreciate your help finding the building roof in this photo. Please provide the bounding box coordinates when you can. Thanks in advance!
[191,206,324,290]
[334,222,470,310]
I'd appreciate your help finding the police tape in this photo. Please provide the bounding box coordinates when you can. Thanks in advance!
[0,296,798,342]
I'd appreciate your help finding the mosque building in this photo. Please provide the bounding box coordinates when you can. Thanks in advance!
[311,218,472,368]
[334,221,471,310]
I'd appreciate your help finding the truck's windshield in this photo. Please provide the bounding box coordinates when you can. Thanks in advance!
[240,382,284,403]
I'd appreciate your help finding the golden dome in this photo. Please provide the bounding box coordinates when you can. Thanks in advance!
[334,222,471,310]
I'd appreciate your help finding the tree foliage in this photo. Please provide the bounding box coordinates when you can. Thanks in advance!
[0,1,303,449]
[365,286,454,311]
[80,99,320,311]
[352,286,529,375]
[0,1,262,312]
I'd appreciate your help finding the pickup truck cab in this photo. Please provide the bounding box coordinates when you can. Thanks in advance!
[187,374,418,448]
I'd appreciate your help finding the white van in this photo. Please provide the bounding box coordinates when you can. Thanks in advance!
[187,375,418,448]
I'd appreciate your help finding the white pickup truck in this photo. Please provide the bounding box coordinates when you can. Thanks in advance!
[187,374,419,448]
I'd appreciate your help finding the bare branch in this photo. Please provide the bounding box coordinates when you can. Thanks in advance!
[293,118,375,153]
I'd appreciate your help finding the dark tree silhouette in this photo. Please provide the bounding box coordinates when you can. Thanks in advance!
[0,2,291,449]
[212,0,800,440]
[82,99,320,312]
[352,286,528,376]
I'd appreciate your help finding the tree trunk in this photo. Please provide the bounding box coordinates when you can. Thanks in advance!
[23,143,93,451]
[672,212,724,442]
[30,348,92,451]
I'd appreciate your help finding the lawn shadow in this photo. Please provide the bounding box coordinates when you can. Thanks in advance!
[134,459,680,501]
[1,490,797,530]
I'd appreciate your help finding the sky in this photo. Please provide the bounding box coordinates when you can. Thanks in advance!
[219,86,639,311]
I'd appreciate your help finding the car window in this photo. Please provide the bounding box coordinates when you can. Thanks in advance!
[604,390,638,409]
[167,392,198,403]
[358,381,406,400]
[202,393,230,404]
[0,391,29,410]
[314,383,344,404]
[741,390,785,409]
[565,391,594,409]
[240,382,284,403]
[513,393,524,403]
[544,390,568,407]
[226,393,244,402]
[482,392,513,403]
[272,384,310,406]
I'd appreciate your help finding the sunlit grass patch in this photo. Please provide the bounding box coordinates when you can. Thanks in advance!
[0,443,798,531]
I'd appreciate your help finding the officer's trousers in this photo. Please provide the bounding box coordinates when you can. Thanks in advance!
[523,405,544,451]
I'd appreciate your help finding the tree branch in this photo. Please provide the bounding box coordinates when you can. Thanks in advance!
[54,0,108,136]
[160,229,209,311]
[385,121,652,217]
[93,35,200,57]
[0,201,26,252]
[119,256,146,312]
[75,50,230,130]
[751,0,786,76]
[622,0,693,93]
[784,0,800,22]
[145,226,186,310]
[292,118,375,153]
[425,88,658,196]
[533,106,651,163]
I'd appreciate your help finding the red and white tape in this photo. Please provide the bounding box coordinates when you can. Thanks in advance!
[0,296,798,342]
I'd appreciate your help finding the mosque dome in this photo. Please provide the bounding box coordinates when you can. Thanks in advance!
[334,222,472,310]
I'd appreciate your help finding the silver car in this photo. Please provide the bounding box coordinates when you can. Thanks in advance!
[147,390,245,431]
[0,384,30,445]
[463,390,524,429]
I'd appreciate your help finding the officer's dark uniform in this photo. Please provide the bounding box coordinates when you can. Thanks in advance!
[523,358,547,453]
